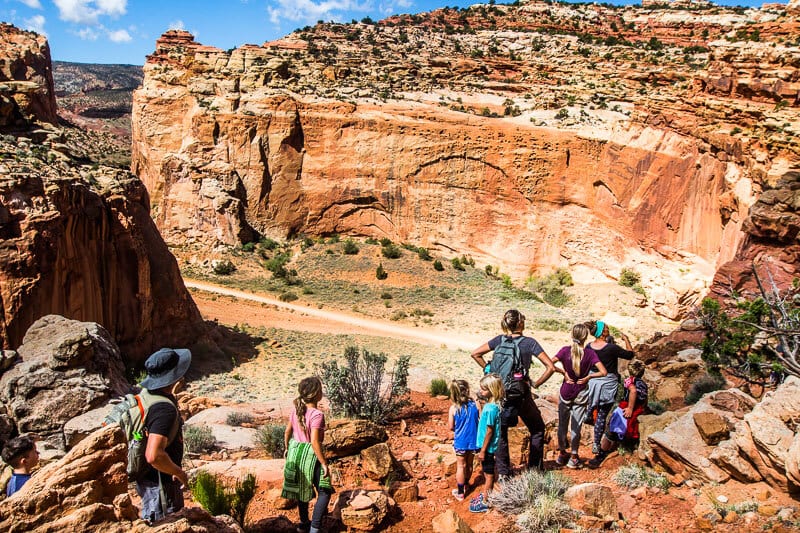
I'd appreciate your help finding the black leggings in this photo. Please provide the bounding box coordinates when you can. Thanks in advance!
[593,403,614,448]
[496,394,546,475]
[298,462,332,529]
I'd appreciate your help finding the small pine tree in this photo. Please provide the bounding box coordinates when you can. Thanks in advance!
[376,263,388,280]
[433,260,444,271]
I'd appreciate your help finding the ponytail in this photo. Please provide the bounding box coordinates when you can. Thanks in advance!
[295,376,323,436]
[570,323,590,376]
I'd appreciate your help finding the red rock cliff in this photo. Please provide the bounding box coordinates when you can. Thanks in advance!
[132,3,799,318]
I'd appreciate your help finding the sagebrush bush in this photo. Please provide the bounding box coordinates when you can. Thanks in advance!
[451,257,465,271]
[647,399,668,415]
[226,412,254,426]
[685,373,726,404]
[417,247,432,260]
[256,422,286,458]
[376,263,388,280]
[190,470,256,525]
[319,346,410,424]
[381,243,402,259]
[279,291,298,302]
[212,260,236,276]
[184,425,215,453]
[433,260,444,271]
[428,378,448,396]
[614,464,669,491]
[342,239,359,255]
[492,469,575,531]
[619,268,641,287]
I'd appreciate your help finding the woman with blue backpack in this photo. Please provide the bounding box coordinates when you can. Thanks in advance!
[470,309,556,476]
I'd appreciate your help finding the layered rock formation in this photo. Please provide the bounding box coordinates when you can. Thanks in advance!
[131,2,799,318]
[0,23,57,127]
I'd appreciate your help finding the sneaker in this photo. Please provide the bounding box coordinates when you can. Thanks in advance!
[469,496,490,513]
[555,451,569,466]
[469,492,484,505]
[295,523,310,533]
[451,488,465,502]
[566,456,582,469]
[587,452,608,469]
[592,443,600,455]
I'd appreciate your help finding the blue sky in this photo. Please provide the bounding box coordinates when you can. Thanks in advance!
[2,0,774,65]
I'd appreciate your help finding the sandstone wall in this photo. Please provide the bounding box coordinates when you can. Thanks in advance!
[0,165,205,363]
[0,23,58,127]
[132,30,777,318]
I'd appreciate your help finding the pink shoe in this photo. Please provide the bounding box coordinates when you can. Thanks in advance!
[451,488,465,501]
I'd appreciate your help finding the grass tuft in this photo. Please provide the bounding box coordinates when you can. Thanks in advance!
[492,469,575,532]
[613,464,670,491]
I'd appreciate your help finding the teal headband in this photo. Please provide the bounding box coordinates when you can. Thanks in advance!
[595,321,605,337]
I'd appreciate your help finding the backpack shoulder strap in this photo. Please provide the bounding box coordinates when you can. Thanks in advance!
[139,389,181,445]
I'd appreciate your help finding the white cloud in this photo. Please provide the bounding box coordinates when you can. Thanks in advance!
[76,26,99,40]
[267,0,373,25]
[19,0,43,9]
[107,28,131,42]
[168,19,185,30]
[54,0,127,25]
[23,14,46,35]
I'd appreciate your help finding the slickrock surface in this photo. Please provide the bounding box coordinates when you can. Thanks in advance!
[131,2,799,319]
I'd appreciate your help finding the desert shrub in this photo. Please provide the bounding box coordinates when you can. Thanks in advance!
[184,425,215,453]
[381,243,402,259]
[485,264,498,277]
[451,257,465,271]
[264,252,290,278]
[428,378,448,396]
[255,422,286,457]
[714,500,759,518]
[379,237,392,246]
[461,255,475,267]
[410,308,433,317]
[327,234,340,244]
[552,268,573,286]
[342,239,359,255]
[533,318,571,331]
[190,470,256,525]
[501,274,513,288]
[241,242,256,253]
[376,263,388,280]
[619,268,641,287]
[614,465,669,491]
[259,237,280,251]
[685,373,726,404]
[417,247,432,260]
[390,310,407,321]
[279,291,298,302]
[492,469,574,531]
[380,291,393,299]
[319,346,411,424]
[365,237,379,245]
[212,260,236,276]
[541,286,570,307]
[433,260,444,271]
[647,399,668,415]
[226,412,254,426]
[301,237,315,250]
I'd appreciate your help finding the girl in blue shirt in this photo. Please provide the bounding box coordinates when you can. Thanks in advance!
[448,379,479,501]
[470,373,504,513]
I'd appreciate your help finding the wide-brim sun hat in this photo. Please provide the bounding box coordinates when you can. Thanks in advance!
[140,347,192,390]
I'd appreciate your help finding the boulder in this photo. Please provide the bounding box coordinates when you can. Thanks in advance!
[0,316,128,450]
[324,419,387,459]
[63,405,112,449]
[564,483,618,519]
[431,509,474,533]
[360,443,394,481]
[786,432,800,489]
[389,481,419,503]
[335,489,393,531]
[692,411,731,445]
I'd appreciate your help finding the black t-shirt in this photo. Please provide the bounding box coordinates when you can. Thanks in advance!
[142,392,184,484]
[487,334,545,374]
[592,342,634,376]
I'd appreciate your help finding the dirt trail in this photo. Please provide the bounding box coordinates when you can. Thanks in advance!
[185,280,486,351]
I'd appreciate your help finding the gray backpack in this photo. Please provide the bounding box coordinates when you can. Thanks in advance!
[103,388,180,481]
[489,336,528,401]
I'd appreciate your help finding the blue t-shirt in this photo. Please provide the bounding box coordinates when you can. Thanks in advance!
[6,472,31,497]
[476,402,501,454]
[453,400,479,452]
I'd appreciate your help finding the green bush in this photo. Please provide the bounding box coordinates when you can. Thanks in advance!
[256,422,286,458]
[647,399,668,415]
[433,260,444,271]
[184,425,216,453]
[279,291,298,302]
[451,257,465,271]
[380,291,393,299]
[619,268,641,287]
[319,346,411,424]
[259,237,280,251]
[379,237,392,247]
[264,252,291,278]
[381,243,402,259]
[417,247,432,261]
[241,242,256,253]
[685,373,726,404]
[190,470,256,525]
[376,263,388,280]
[212,260,236,276]
[342,239,359,255]
[428,378,448,396]
[542,286,570,307]
[614,465,669,491]
[226,412,254,426]
[390,310,407,321]
[365,237,379,245]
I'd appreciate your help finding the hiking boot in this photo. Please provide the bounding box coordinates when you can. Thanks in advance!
[469,495,490,513]
[295,523,310,533]
[451,488,465,502]
[566,456,583,469]
[587,451,608,469]
[555,451,570,466]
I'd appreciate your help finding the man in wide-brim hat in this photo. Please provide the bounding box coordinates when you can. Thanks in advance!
[136,347,191,524]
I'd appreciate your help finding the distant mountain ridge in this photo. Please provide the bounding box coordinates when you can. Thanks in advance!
[52,61,142,96]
